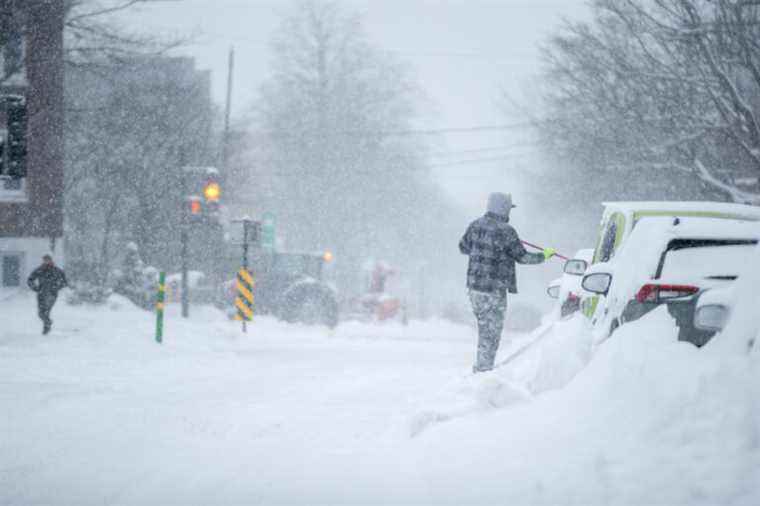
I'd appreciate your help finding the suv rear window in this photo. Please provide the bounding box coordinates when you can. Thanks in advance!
[656,239,757,280]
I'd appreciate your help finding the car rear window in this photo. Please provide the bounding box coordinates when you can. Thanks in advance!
[657,239,757,280]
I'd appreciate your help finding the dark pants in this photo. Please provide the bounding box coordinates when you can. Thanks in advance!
[37,292,58,327]
[469,289,508,372]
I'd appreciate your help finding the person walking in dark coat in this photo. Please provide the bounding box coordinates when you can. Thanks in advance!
[27,255,68,334]
[459,192,556,373]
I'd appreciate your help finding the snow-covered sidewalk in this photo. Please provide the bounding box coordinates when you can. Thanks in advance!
[1,293,758,505]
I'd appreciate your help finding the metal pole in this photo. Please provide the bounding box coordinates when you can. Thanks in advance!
[241,219,249,333]
[156,271,166,343]
[181,169,189,318]
[221,46,235,169]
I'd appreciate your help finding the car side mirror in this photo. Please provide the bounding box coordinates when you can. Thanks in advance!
[694,304,729,332]
[582,272,612,295]
[563,259,588,276]
[547,284,560,299]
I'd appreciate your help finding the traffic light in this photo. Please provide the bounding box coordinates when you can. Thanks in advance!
[187,196,202,220]
[203,181,220,202]
[181,168,222,221]
[202,178,221,217]
[5,96,27,178]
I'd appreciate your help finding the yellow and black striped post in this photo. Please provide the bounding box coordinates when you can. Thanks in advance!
[155,271,166,343]
[235,268,254,332]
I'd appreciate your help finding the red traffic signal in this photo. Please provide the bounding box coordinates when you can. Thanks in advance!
[188,197,202,215]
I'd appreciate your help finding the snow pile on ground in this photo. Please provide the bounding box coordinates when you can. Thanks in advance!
[413,307,760,505]
[2,291,758,505]
[409,313,593,436]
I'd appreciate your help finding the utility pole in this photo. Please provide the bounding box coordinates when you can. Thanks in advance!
[221,46,235,169]
[180,169,189,318]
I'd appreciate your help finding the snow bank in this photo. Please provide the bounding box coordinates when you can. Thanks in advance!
[414,307,760,505]
[409,313,593,436]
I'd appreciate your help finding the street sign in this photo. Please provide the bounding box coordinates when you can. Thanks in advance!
[232,217,257,332]
[235,268,254,323]
[262,212,275,251]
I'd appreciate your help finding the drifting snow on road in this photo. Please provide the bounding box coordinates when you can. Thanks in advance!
[1,293,476,504]
[1,293,759,505]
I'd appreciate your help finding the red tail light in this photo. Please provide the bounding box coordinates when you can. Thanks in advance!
[636,284,699,303]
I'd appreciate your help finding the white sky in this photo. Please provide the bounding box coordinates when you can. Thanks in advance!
[118,0,589,215]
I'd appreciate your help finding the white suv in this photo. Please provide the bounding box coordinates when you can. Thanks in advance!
[580,217,759,345]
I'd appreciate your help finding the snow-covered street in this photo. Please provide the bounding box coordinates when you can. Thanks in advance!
[2,293,758,505]
[1,293,479,504]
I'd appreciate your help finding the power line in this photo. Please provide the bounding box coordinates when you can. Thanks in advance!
[429,142,538,158]
[428,153,537,169]
[247,152,537,177]
[383,123,534,136]
[261,122,536,139]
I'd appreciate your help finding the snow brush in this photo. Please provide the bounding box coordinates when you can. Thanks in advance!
[521,240,569,261]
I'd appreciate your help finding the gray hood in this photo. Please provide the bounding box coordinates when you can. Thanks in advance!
[487,192,516,218]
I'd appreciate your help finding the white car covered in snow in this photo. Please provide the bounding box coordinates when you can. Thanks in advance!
[694,243,760,354]
[546,248,594,318]
[580,216,759,345]
[581,201,760,331]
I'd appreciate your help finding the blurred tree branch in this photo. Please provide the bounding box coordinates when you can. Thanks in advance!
[248,0,458,293]
[537,0,760,204]
[1,1,191,83]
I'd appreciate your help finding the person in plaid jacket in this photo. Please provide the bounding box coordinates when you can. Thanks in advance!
[459,192,556,372]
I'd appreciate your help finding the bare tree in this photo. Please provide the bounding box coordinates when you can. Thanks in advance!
[251,0,456,292]
[1,1,182,84]
[539,0,760,204]
[58,1,207,282]
[64,0,189,70]
[65,57,213,280]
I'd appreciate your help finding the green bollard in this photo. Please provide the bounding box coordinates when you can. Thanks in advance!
[156,271,166,344]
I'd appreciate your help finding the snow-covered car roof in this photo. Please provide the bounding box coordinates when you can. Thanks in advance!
[666,217,760,240]
[601,201,760,221]
[611,217,760,268]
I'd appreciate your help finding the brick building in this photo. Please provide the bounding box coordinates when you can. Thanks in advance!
[0,0,65,289]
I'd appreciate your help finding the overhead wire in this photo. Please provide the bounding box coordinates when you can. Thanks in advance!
[428,142,538,158]
[428,153,537,169]
[259,121,536,139]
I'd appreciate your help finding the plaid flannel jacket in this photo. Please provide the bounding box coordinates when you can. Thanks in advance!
[459,212,543,294]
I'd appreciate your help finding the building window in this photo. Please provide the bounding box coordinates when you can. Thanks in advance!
[0,96,28,202]
[2,21,25,79]
[2,253,22,287]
